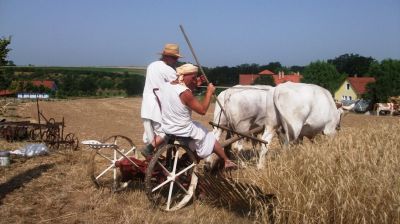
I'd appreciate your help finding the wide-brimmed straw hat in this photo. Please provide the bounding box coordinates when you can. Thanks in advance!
[176,63,198,76]
[159,43,183,58]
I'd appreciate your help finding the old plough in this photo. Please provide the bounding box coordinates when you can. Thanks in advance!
[0,99,79,151]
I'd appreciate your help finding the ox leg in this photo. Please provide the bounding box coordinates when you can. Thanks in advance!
[277,127,289,148]
[232,139,244,152]
[257,128,275,170]
[232,139,248,168]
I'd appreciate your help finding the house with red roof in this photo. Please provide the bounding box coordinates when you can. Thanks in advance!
[271,71,302,85]
[258,69,275,75]
[239,70,303,86]
[0,89,15,97]
[239,73,261,85]
[31,80,57,91]
[334,77,376,101]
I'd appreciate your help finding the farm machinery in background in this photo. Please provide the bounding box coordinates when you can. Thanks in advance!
[0,99,79,151]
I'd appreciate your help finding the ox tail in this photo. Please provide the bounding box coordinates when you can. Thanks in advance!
[273,99,292,145]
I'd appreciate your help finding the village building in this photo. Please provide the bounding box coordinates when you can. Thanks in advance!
[30,80,58,91]
[239,69,302,85]
[0,80,57,99]
[334,77,375,102]
[0,89,15,97]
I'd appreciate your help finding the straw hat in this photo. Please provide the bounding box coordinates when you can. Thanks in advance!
[160,43,182,58]
[176,63,198,76]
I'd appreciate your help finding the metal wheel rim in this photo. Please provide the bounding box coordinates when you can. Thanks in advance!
[88,135,136,191]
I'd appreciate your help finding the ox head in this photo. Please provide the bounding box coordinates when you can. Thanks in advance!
[335,106,350,131]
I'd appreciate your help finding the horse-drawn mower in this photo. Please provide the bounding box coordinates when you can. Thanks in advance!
[82,124,276,213]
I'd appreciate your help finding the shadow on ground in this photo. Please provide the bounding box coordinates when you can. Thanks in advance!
[0,163,54,204]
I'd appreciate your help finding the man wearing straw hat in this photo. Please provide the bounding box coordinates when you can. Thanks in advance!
[140,43,182,156]
[159,63,237,169]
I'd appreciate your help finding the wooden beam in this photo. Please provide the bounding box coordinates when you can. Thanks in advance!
[210,123,269,147]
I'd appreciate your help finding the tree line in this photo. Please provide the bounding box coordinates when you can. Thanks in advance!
[1,36,399,103]
[0,66,145,98]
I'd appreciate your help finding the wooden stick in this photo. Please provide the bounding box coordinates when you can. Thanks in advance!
[210,122,268,145]
[179,25,232,128]
[218,125,267,148]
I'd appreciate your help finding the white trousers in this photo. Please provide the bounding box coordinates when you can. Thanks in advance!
[142,119,165,144]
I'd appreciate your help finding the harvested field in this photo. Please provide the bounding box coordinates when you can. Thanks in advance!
[0,97,399,223]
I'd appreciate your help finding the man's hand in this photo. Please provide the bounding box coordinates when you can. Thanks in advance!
[196,74,207,86]
[206,83,216,95]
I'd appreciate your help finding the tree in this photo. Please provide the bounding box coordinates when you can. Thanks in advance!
[0,67,13,89]
[78,75,97,95]
[119,75,145,96]
[289,65,305,73]
[302,61,346,94]
[365,59,400,103]
[207,66,239,86]
[328,53,375,76]
[253,75,275,86]
[259,62,282,74]
[236,63,259,74]
[0,36,12,66]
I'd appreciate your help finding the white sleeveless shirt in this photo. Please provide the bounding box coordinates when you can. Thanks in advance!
[160,82,206,140]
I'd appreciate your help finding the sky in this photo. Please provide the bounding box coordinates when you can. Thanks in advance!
[1,0,399,67]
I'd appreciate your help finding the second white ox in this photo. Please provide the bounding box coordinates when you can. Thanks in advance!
[207,82,343,169]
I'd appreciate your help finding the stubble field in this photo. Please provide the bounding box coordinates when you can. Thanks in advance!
[0,98,399,223]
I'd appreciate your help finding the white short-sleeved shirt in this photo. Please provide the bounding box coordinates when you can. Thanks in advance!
[141,60,177,122]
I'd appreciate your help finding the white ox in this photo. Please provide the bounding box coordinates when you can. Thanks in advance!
[207,82,343,169]
[274,82,343,143]
[212,85,277,153]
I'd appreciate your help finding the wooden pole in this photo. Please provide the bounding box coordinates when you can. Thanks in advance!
[179,25,232,128]
[209,122,268,145]
[218,125,267,148]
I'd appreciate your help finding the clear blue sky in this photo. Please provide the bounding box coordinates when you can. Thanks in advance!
[1,0,399,67]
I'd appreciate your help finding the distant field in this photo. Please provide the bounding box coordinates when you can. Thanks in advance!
[13,66,147,75]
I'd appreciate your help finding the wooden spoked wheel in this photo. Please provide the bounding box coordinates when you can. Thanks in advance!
[88,135,136,191]
[145,144,198,211]
[103,135,135,156]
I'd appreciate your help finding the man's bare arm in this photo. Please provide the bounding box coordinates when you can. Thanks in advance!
[180,84,215,115]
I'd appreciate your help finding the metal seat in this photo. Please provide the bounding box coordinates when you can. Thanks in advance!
[165,134,192,145]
